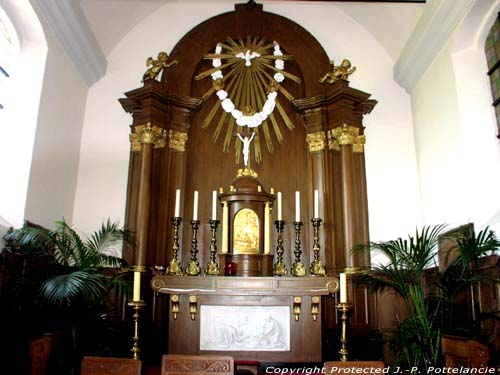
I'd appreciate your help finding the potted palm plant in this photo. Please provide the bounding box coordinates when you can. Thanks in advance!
[3,219,133,374]
[359,224,499,371]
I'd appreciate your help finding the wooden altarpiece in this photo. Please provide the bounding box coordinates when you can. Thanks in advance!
[119,3,377,362]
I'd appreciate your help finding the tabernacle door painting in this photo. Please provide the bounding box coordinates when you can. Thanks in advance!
[199,305,290,351]
[233,208,260,254]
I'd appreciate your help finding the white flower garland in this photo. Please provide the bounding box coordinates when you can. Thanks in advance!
[211,41,285,128]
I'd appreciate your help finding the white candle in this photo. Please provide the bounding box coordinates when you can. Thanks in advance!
[277,192,282,221]
[222,202,228,253]
[264,203,271,254]
[211,190,217,220]
[174,189,181,217]
[295,191,300,222]
[193,190,199,220]
[314,189,319,219]
[339,273,347,303]
[133,271,141,301]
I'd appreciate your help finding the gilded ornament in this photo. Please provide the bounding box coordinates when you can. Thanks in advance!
[311,296,320,321]
[236,167,258,179]
[306,131,326,152]
[171,294,180,320]
[142,51,178,82]
[195,37,301,164]
[353,135,366,153]
[169,130,188,152]
[293,296,302,321]
[130,123,167,152]
[189,295,198,320]
[328,124,365,153]
[318,59,356,84]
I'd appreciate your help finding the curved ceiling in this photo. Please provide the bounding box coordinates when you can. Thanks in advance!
[79,0,423,60]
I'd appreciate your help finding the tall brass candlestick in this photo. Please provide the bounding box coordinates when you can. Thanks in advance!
[336,302,352,361]
[205,219,220,275]
[167,217,183,275]
[128,301,146,360]
[291,221,306,277]
[310,218,326,276]
[273,220,287,276]
[186,220,201,276]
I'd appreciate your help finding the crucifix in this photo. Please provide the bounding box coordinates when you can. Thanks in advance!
[237,129,255,167]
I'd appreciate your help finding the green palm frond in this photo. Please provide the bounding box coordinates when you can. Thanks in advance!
[85,219,132,262]
[39,271,106,307]
[4,224,56,257]
[455,226,500,266]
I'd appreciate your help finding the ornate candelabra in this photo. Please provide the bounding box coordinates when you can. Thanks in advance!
[291,221,306,277]
[205,219,220,275]
[128,300,146,360]
[167,216,183,275]
[273,220,287,276]
[310,218,326,276]
[336,302,352,361]
[185,220,201,276]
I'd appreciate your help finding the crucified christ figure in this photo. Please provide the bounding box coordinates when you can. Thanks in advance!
[237,132,255,167]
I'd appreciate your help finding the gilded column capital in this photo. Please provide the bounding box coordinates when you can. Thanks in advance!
[305,131,326,152]
[130,123,167,152]
[327,124,365,153]
[169,130,188,151]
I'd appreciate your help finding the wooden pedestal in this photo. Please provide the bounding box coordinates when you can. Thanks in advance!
[219,253,273,276]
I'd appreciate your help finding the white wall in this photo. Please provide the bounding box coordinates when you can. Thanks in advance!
[72,1,420,241]
[411,36,466,227]
[452,0,500,234]
[24,1,88,228]
[0,0,47,229]
[410,0,500,233]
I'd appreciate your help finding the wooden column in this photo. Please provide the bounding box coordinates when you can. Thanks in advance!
[129,123,167,267]
[120,80,202,267]
[293,80,376,272]
[329,125,360,270]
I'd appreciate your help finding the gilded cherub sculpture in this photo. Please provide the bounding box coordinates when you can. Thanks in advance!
[142,51,178,82]
[318,59,356,84]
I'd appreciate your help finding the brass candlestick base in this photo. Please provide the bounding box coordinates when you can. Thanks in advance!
[273,220,287,276]
[128,300,146,360]
[310,218,326,276]
[205,219,220,275]
[167,217,183,275]
[292,221,306,277]
[186,220,201,276]
[336,302,352,362]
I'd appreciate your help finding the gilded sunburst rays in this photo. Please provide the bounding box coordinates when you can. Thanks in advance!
[195,37,301,165]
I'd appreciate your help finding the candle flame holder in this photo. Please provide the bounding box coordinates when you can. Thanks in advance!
[291,221,306,277]
[205,219,220,275]
[186,220,201,276]
[167,216,183,275]
[310,218,326,276]
[336,302,352,362]
[128,300,146,360]
[273,220,287,276]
